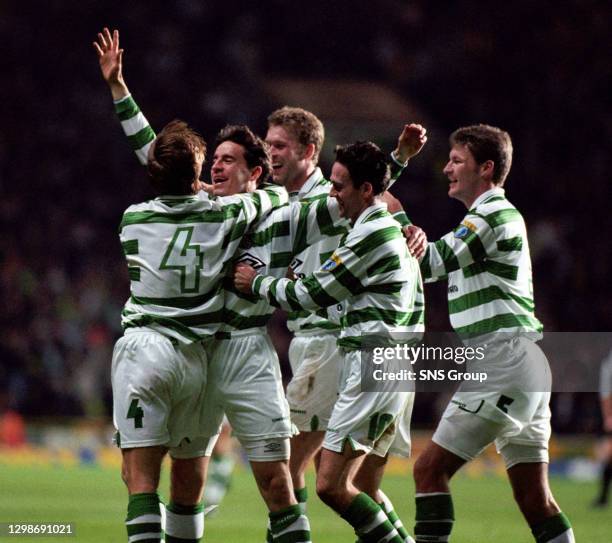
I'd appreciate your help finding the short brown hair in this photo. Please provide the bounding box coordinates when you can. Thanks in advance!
[267,106,325,164]
[148,120,206,195]
[214,125,272,185]
[450,124,513,185]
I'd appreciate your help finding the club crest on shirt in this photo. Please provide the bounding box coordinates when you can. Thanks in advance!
[322,253,342,271]
[236,252,266,269]
[454,220,477,239]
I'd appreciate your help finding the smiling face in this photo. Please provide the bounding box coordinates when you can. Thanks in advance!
[265,125,312,190]
[329,162,370,224]
[210,141,258,196]
[443,143,492,208]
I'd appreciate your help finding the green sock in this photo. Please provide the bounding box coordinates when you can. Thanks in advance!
[295,487,308,514]
[531,512,574,542]
[165,501,204,542]
[266,488,308,542]
[342,493,402,543]
[269,504,311,543]
[414,493,454,543]
[379,490,414,543]
[125,492,163,542]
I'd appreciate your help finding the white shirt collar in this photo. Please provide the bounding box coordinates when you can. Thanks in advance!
[470,186,505,209]
[353,202,388,228]
[295,167,325,199]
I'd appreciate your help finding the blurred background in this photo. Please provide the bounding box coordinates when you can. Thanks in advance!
[0,0,610,464]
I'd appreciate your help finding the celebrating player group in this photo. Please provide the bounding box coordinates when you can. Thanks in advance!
[94,27,575,543]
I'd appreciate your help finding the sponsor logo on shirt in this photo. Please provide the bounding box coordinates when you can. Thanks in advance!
[321,253,342,271]
[455,219,477,239]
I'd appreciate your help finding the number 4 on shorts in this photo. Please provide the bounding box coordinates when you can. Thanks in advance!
[127,398,144,428]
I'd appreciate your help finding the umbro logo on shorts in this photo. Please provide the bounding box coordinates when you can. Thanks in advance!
[264,442,282,453]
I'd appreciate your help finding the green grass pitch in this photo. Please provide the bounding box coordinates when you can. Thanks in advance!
[0,462,608,542]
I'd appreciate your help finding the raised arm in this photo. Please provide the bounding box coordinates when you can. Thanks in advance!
[93,27,155,166]
[93,27,129,101]
[392,123,428,165]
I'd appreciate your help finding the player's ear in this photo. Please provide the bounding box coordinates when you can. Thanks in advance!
[301,143,316,162]
[480,160,495,181]
[360,181,374,199]
[249,165,263,183]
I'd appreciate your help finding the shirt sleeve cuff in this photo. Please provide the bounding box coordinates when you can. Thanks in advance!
[393,210,412,227]
[252,274,265,296]
[113,93,132,105]
[390,150,409,168]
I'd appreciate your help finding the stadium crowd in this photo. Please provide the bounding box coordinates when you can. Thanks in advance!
[0,0,609,437]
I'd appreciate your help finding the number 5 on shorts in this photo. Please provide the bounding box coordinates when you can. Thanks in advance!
[127,398,144,428]
[496,395,514,414]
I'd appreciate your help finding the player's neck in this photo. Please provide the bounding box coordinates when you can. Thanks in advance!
[285,165,316,193]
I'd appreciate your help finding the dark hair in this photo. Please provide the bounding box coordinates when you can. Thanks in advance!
[334,141,390,195]
[267,107,325,164]
[147,120,206,195]
[214,125,272,185]
[450,124,513,185]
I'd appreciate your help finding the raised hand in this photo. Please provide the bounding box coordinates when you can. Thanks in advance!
[93,27,129,100]
[394,124,428,164]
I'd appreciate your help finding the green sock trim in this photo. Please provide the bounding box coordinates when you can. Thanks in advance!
[294,487,308,504]
[386,510,409,539]
[532,512,572,543]
[344,493,401,542]
[127,492,161,521]
[379,493,409,539]
[167,501,204,515]
[269,504,302,532]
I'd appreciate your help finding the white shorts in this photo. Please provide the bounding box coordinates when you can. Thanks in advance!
[433,337,552,468]
[324,350,413,457]
[287,334,342,432]
[201,332,293,459]
[112,329,216,458]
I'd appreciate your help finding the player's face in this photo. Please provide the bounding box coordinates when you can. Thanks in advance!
[210,141,257,196]
[265,125,308,187]
[443,144,485,207]
[330,162,367,224]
